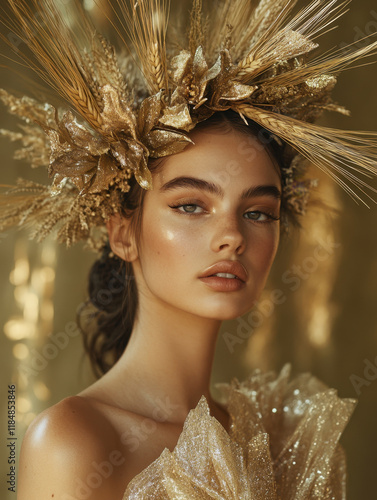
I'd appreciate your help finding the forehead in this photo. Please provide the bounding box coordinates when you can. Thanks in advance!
[154,128,282,188]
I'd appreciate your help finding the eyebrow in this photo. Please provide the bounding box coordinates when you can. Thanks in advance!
[160,176,281,200]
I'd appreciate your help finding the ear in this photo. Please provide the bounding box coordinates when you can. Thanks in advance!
[106,214,138,262]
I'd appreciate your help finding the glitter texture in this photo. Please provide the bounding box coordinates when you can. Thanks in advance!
[123,365,355,499]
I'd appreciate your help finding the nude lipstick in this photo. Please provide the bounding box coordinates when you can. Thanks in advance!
[199,261,247,292]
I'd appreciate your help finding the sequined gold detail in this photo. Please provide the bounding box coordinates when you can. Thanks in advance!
[123,365,355,499]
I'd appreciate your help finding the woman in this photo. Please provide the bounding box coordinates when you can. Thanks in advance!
[17,112,355,499]
[1,0,376,498]
[17,112,283,497]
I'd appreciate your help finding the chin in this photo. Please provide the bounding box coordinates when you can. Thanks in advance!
[201,300,255,322]
[217,312,246,321]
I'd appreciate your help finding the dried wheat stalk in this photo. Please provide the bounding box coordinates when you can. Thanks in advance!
[110,0,169,94]
[236,104,377,206]
[1,0,104,131]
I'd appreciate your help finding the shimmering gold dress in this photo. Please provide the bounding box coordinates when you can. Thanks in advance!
[123,365,355,499]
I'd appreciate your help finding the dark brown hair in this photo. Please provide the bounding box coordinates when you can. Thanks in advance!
[78,110,300,377]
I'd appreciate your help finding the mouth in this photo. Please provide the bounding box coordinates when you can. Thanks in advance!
[212,273,239,279]
[199,261,248,292]
[200,261,248,282]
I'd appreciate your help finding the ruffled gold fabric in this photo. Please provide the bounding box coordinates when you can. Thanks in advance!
[123,365,355,499]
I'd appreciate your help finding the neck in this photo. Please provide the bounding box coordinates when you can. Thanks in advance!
[113,296,221,424]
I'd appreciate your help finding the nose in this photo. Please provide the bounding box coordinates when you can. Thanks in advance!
[210,215,246,255]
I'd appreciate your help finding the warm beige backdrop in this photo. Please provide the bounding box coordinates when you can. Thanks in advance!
[1,1,376,499]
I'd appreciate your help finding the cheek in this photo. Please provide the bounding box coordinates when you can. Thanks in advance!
[248,227,280,277]
[138,212,201,275]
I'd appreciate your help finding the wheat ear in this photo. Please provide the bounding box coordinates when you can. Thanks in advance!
[110,0,169,94]
[235,104,377,206]
[1,0,104,132]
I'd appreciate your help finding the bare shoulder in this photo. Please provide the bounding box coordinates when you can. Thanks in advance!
[21,395,118,453]
[18,396,127,500]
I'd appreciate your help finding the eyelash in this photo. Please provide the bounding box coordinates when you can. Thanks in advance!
[168,203,280,223]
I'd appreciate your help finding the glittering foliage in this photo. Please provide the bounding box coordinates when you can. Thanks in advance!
[0,0,377,247]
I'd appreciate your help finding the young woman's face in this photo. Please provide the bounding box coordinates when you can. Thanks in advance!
[133,127,281,320]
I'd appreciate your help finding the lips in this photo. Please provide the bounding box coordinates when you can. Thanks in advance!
[199,261,248,292]
[199,261,248,282]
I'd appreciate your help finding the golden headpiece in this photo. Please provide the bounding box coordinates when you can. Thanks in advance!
[0,0,377,249]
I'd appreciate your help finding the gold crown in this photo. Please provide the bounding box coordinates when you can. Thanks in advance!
[1,0,377,249]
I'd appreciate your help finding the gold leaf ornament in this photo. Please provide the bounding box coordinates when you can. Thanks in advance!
[170,46,233,110]
[144,128,194,157]
[101,84,138,139]
[99,85,156,190]
[45,112,119,195]
[126,141,152,191]
[208,50,257,108]
[110,140,151,190]
[170,48,208,108]
[159,104,194,132]
[138,92,164,137]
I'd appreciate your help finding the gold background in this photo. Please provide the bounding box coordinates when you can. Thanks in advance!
[0,1,376,498]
